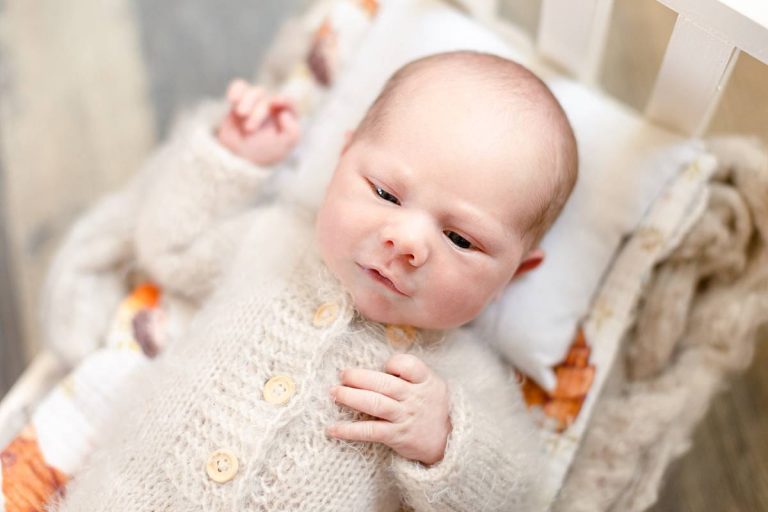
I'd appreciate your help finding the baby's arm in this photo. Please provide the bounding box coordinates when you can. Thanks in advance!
[41,82,299,366]
[40,169,149,367]
[134,81,300,303]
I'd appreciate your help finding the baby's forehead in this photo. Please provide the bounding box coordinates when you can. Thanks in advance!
[371,84,550,181]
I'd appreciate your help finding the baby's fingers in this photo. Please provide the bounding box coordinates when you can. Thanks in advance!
[331,386,402,422]
[236,86,266,118]
[226,79,249,104]
[244,95,297,132]
[385,353,431,384]
[338,368,409,401]
[244,97,272,131]
[326,421,394,445]
[277,108,301,141]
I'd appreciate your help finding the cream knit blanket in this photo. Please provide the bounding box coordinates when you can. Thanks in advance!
[554,137,768,512]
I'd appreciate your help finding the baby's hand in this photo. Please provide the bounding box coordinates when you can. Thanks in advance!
[216,79,301,166]
[327,354,452,466]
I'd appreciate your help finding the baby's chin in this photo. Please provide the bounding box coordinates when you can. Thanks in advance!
[350,290,463,330]
[350,289,406,325]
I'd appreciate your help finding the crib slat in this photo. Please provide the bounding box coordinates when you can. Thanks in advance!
[657,0,768,65]
[645,15,739,137]
[537,0,615,84]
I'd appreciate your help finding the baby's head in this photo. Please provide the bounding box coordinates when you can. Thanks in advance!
[316,51,577,330]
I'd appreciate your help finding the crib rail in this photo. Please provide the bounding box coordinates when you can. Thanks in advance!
[0,350,65,447]
[493,0,768,137]
[658,0,768,64]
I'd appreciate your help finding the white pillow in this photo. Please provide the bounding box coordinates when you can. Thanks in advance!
[474,118,706,391]
[280,0,705,391]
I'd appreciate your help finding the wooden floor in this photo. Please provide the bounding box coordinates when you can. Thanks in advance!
[0,0,766,510]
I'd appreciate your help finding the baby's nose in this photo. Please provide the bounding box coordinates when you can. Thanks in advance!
[381,218,430,267]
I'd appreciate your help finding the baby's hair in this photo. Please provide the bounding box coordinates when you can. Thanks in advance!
[355,50,578,252]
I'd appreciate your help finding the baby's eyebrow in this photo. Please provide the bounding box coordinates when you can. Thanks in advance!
[387,163,413,190]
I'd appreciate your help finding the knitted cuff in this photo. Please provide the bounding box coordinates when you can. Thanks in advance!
[391,385,544,511]
[390,384,470,490]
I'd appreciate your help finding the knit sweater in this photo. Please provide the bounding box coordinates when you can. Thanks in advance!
[44,102,546,511]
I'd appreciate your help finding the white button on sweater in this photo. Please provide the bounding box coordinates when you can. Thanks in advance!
[43,102,546,512]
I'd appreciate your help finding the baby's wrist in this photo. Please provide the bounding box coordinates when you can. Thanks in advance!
[417,417,452,467]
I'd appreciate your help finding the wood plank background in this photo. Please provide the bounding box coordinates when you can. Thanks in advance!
[0,157,25,396]
[0,0,766,510]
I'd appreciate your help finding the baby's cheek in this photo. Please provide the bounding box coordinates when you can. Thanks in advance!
[426,278,484,328]
[317,197,357,247]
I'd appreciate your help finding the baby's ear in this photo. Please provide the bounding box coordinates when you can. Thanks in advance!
[511,248,545,280]
[340,130,355,156]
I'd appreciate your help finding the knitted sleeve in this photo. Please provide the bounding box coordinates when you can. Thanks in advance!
[134,100,274,303]
[40,170,146,368]
[40,100,274,367]
[391,329,548,512]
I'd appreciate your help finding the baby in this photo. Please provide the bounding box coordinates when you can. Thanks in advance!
[46,51,577,511]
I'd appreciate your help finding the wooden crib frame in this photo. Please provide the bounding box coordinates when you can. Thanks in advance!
[469,0,767,138]
[1,0,767,500]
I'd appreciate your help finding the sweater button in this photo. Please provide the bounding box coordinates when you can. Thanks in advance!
[206,449,239,483]
[385,324,417,349]
[313,302,340,327]
[263,375,296,405]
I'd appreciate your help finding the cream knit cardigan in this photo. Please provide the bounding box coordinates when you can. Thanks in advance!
[44,102,546,511]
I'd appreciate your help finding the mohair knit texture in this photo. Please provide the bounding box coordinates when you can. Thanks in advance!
[553,137,768,512]
[42,102,546,512]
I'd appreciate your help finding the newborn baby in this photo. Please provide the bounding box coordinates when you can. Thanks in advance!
[47,50,577,511]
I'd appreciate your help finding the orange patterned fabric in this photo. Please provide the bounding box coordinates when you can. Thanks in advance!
[358,0,379,16]
[0,282,162,511]
[306,0,379,87]
[307,18,339,87]
[1,425,69,512]
[126,282,160,309]
[521,326,596,432]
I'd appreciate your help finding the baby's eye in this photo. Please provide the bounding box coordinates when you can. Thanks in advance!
[372,183,400,205]
[445,231,472,249]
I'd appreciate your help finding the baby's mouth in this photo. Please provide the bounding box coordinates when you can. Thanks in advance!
[357,264,408,297]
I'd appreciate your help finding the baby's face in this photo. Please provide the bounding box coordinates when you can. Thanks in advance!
[315,80,546,329]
